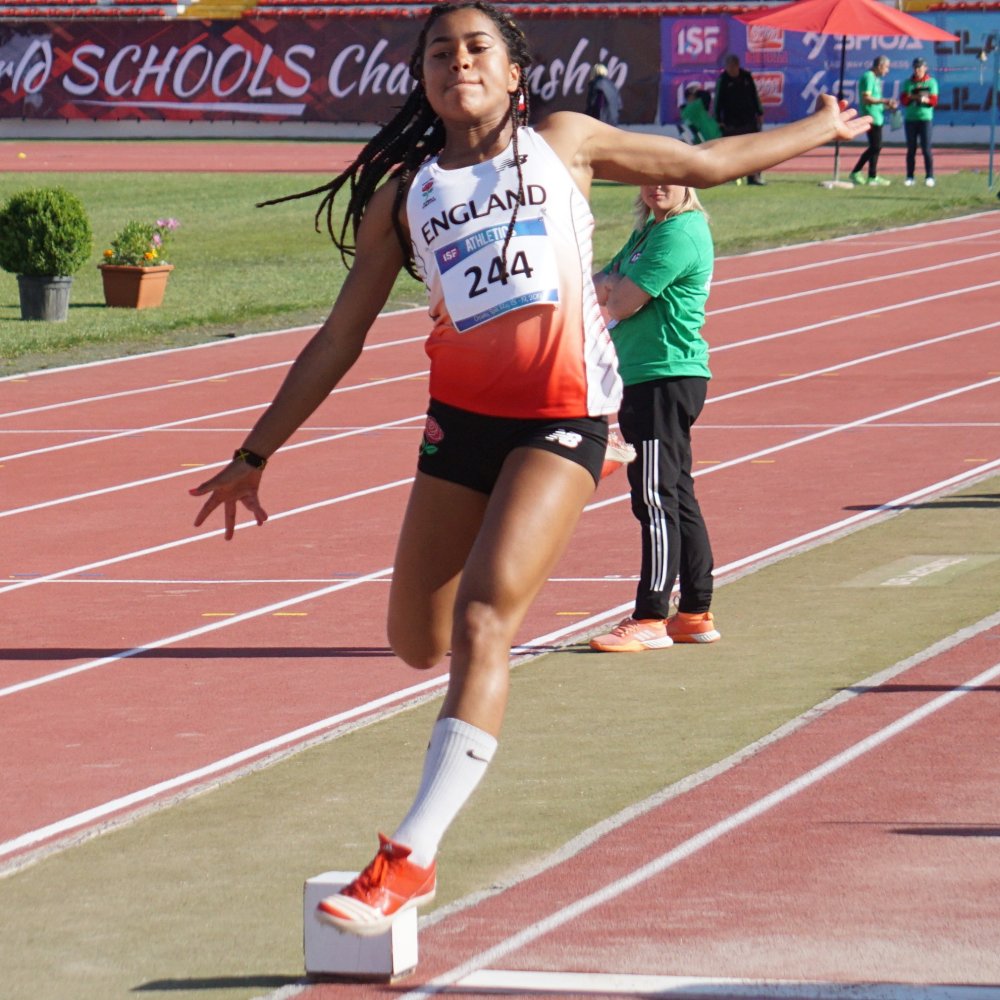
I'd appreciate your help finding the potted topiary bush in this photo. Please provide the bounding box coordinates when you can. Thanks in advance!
[0,186,93,322]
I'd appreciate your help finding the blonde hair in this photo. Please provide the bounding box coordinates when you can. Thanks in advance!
[632,187,708,230]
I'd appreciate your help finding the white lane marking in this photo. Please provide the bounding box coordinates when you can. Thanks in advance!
[0,333,424,421]
[0,411,424,520]
[712,279,1000,353]
[402,657,1000,999]
[712,224,1000,287]
[0,368,428,463]
[4,460,997,865]
[522,456,1000,650]
[710,320,1000,404]
[3,320,997,521]
[0,634,450,861]
[708,249,1000,316]
[0,305,426,385]
[0,475,414,600]
[458,969,1000,998]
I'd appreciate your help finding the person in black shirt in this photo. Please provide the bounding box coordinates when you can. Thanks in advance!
[714,54,765,185]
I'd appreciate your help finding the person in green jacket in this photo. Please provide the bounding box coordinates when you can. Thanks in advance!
[680,82,722,144]
[590,184,720,652]
[901,56,938,187]
[849,56,897,187]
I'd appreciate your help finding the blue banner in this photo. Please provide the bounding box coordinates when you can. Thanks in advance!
[660,11,998,130]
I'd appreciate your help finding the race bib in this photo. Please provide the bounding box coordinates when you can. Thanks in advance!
[434,216,560,333]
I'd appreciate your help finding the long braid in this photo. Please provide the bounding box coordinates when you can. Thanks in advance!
[257,1,533,283]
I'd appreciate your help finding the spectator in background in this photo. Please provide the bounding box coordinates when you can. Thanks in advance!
[585,63,622,125]
[714,54,765,185]
[849,56,897,187]
[680,82,722,144]
[901,56,938,187]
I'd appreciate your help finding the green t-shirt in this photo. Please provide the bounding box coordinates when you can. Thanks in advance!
[604,210,714,386]
[902,74,937,122]
[858,69,885,126]
[680,99,722,143]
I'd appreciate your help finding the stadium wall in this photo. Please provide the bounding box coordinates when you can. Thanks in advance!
[0,10,995,142]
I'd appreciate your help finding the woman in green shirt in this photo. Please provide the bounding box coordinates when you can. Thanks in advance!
[590,184,720,652]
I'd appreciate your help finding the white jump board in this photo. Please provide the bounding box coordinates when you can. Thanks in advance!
[303,871,418,982]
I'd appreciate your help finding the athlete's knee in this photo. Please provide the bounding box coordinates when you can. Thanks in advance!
[387,618,448,670]
[451,599,513,661]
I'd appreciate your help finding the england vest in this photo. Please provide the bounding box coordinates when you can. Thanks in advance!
[406,127,622,419]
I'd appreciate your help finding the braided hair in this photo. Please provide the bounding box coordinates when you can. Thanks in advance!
[258,1,533,281]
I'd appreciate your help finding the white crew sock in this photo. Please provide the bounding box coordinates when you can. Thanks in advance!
[391,717,498,868]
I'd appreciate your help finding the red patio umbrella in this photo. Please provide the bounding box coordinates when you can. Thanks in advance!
[738,0,959,185]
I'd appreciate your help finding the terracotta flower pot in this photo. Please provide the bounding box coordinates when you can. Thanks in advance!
[99,264,174,309]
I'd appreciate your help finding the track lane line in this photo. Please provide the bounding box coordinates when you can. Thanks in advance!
[4,460,997,867]
[401,656,1000,999]
[712,224,1000,287]
[708,249,1000,316]
[0,369,428,464]
[4,315,997,510]
[0,334,425,421]
[3,374,997,602]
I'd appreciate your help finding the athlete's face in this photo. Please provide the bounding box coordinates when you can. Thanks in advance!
[420,9,520,123]
[641,184,686,221]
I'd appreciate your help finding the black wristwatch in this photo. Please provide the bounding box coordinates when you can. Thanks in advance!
[233,448,268,470]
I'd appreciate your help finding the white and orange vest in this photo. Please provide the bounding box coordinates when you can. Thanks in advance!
[406,127,621,419]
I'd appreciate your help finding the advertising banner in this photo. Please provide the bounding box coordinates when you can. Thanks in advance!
[0,16,659,124]
[659,10,996,132]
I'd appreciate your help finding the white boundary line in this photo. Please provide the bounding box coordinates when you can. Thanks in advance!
[3,459,998,866]
[3,366,998,595]
[0,305,426,384]
[708,248,1000,317]
[457,970,1000,999]
[711,223,1000,287]
[0,369,428,465]
[403,655,1000,999]
[0,333,425,422]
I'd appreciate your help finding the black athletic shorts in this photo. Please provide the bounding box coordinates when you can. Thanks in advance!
[416,399,609,495]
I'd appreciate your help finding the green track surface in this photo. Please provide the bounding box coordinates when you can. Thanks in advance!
[2,472,998,1000]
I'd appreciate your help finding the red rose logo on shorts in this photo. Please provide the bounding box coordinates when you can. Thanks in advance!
[424,416,444,444]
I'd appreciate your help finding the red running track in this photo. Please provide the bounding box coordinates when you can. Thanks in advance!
[2,211,1000,991]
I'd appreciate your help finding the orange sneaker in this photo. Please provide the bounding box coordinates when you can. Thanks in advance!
[600,428,637,480]
[316,834,436,937]
[589,617,672,652]
[667,611,720,644]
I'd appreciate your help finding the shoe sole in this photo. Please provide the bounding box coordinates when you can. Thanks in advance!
[589,635,673,652]
[669,630,721,644]
[316,887,436,938]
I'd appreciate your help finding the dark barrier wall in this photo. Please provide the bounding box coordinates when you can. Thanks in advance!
[0,12,993,128]
[0,16,659,124]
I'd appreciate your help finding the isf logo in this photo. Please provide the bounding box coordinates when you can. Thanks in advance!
[672,22,725,65]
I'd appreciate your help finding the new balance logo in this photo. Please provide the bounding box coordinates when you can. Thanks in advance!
[544,429,583,449]
[497,153,528,171]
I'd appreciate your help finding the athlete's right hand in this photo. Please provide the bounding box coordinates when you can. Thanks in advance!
[189,460,269,541]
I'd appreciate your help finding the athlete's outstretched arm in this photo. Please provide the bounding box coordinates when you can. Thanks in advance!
[190,182,407,539]
[541,94,869,193]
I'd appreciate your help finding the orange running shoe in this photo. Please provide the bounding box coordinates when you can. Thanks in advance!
[600,428,637,480]
[589,617,672,652]
[667,611,721,644]
[316,834,436,937]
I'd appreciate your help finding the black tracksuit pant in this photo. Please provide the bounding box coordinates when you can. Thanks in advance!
[617,375,715,620]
